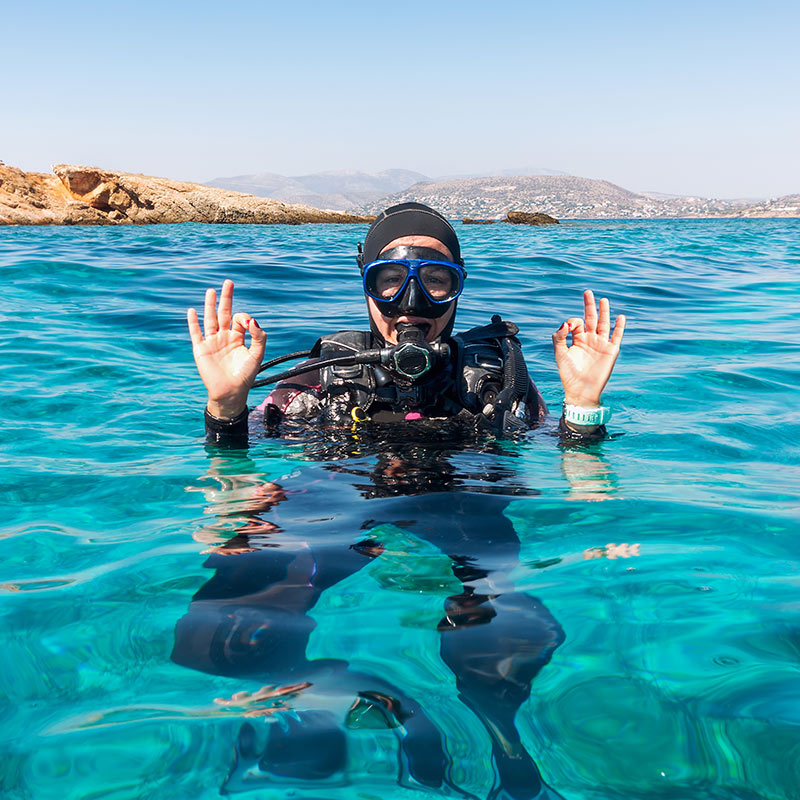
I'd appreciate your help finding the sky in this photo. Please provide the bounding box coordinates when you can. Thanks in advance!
[2,0,798,198]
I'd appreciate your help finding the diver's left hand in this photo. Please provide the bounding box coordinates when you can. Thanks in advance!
[552,290,626,407]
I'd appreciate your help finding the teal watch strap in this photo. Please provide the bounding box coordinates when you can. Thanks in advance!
[563,403,611,426]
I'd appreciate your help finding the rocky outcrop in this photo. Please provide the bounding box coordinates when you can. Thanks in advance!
[505,211,559,225]
[461,217,499,225]
[0,164,373,225]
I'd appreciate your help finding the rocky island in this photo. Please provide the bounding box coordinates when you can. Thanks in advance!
[0,164,373,225]
[462,212,559,225]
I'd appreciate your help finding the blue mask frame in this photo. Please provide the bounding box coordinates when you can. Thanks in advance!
[362,258,467,306]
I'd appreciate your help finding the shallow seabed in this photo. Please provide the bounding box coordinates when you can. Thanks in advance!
[1,219,799,799]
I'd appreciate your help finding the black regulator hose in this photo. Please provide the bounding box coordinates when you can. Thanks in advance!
[256,350,313,374]
[491,315,528,408]
[250,324,448,391]
[496,337,528,408]
[251,353,378,389]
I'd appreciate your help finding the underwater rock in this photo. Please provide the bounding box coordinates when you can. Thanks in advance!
[505,211,559,225]
[0,163,373,225]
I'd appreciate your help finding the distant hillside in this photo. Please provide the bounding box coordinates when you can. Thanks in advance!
[358,176,756,219]
[732,194,800,218]
[206,168,429,211]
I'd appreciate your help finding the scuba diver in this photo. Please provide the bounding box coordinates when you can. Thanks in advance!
[186,202,626,445]
[179,202,626,797]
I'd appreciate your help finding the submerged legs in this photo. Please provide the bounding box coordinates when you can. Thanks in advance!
[439,590,565,799]
[177,463,565,797]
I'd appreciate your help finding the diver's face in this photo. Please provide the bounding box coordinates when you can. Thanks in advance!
[367,235,456,344]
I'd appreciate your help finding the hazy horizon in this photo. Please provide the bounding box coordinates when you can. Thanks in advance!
[3,0,798,199]
[202,166,776,201]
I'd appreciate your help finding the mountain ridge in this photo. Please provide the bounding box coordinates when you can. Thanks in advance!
[205,168,430,211]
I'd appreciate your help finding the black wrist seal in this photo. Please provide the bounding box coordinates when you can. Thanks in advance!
[204,406,249,447]
[559,414,607,441]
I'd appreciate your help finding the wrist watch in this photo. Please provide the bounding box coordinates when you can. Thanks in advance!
[563,402,611,426]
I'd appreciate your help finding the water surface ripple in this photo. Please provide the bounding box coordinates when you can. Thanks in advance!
[1,219,799,800]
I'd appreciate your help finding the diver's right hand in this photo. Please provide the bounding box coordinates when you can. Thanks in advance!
[187,279,266,419]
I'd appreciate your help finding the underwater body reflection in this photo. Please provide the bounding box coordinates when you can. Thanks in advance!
[172,425,591,799]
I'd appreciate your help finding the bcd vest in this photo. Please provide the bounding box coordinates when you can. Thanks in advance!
[311,317,532,432]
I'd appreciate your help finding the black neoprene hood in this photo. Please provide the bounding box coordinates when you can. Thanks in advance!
[359,202,463,268]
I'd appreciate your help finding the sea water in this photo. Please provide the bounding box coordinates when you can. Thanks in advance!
[1,219,798,800]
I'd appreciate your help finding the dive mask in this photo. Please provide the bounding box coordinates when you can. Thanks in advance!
[361,246,467,319]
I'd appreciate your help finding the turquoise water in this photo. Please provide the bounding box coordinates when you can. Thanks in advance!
[1,219,799,799]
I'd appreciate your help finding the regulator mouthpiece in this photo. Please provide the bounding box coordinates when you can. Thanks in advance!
[386,323,446,382]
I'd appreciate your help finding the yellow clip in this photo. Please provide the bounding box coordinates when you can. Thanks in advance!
[351,406,369,423]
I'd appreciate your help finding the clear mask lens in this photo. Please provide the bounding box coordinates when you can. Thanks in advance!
[418,263,457,300]
[368,263,407,300]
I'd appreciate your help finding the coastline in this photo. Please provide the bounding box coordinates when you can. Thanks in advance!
[2,163,797,226]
